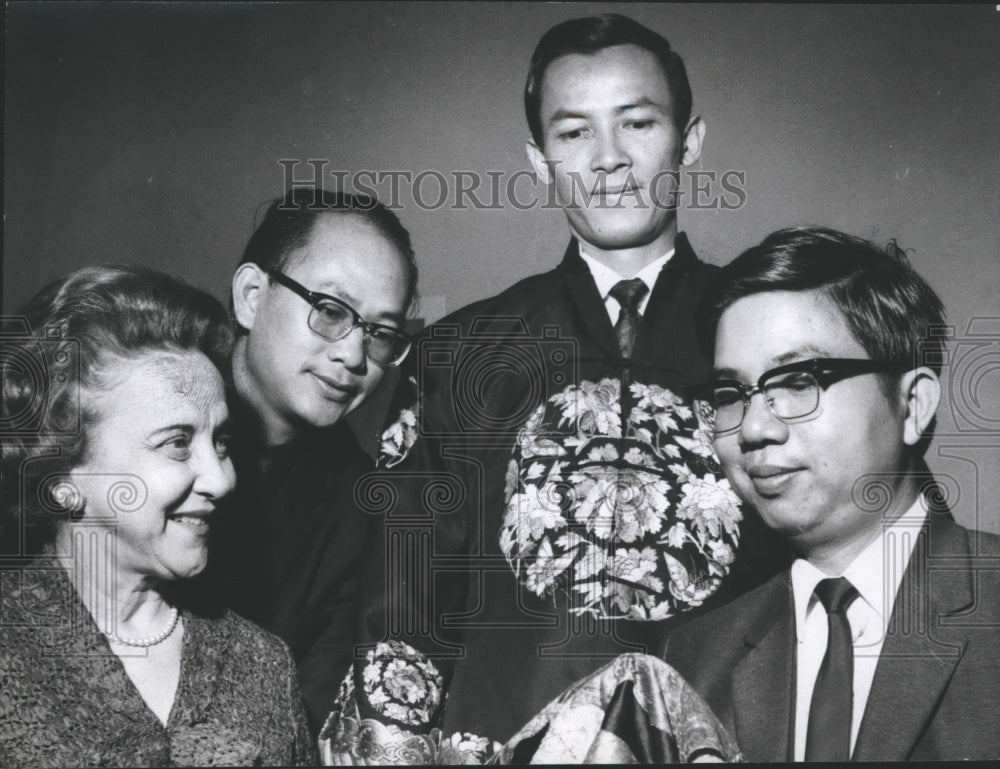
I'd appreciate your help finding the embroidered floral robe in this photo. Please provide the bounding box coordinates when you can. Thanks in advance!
[355,235,788,741]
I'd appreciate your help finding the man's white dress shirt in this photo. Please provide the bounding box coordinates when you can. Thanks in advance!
[791,496,929,760]
[579,248,673,324]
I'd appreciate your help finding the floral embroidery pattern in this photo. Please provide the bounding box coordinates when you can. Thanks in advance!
[320,640,500,764]
[495,654,744,763]
[501,378,742,620]
[378,376,420,469]
[361,641,444,727]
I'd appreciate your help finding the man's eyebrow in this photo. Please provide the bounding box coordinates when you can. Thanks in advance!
[312,280,405,325]
[710,367,742,380]
[372,311,406,326]
[617,98,666,113]
[710,347,833,380]
[311,280,359,307]
[548,109,588,124]
[548,99,667,125]
[772,347,830,365]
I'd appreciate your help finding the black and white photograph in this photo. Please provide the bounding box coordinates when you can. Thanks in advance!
[2,2,998,765]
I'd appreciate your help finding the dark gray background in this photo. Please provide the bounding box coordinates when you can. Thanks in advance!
[4,2,998,531]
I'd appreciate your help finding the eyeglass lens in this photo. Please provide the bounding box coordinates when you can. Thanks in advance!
[309,301,407,365]
[703,371,821,433]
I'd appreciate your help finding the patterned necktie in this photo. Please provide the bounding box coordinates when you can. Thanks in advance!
[609,278,648,358]
[805,577,860,762]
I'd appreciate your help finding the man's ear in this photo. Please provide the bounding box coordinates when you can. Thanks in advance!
[232,263,267,332]
[899,367,941,446]
[681,115,706,167]
[526,139,552,184]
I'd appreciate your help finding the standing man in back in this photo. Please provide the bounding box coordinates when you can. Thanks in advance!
[355,14,785,742]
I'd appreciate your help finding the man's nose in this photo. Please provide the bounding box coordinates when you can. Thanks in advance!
[738,391,789,448]
[327,324,367,369]
[590,128,630,174]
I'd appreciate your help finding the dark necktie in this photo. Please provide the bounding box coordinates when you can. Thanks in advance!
[609,278,648,358]
[805,576,860,762]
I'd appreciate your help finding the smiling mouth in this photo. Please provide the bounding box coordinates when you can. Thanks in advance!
[168,514,211,532]
[747,467,803,496]
[311,373,357,403]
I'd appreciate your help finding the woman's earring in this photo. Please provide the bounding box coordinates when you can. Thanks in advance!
[47,478,86,516]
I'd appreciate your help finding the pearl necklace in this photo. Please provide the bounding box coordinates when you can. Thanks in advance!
[104,607,180,648]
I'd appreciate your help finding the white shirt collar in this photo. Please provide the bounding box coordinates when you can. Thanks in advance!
[578,247,673,304]
[791,494,930,641]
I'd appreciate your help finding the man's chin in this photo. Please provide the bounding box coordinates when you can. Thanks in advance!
[572,219,673,255]
[304,401,352,430]
[752,500,809,537]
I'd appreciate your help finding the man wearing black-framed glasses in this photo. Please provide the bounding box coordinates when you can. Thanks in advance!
[211,187,418,736]
[663,226,1000,761]
[232,195,416,440]
[693,357,910,435]
[265,269,412,368]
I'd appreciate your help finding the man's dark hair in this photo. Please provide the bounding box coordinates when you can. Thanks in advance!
[524,13,693,147]
[697,227,947,383]
[239,187,418,312]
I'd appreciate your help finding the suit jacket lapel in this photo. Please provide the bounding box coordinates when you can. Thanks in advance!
[631,233,696,368]
[852,512,972,760]
[556,239,620,359]
[731,574,796,762]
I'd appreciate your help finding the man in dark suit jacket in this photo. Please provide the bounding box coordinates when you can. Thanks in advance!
[663,227,1000,761]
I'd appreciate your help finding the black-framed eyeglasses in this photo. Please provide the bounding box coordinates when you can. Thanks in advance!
[267,270,412,366]
[691,358,910,435]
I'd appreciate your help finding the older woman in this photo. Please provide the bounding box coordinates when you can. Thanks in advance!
[0,265,316,767]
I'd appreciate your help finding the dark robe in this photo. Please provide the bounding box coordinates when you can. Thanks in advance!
[211,407,377,737]
[355,236,789,741]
